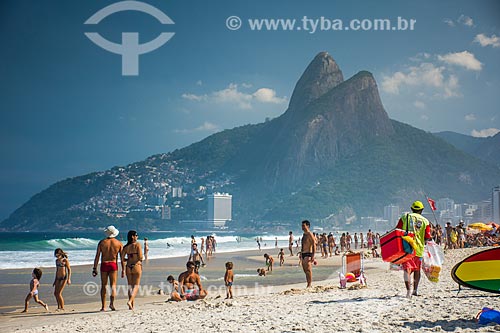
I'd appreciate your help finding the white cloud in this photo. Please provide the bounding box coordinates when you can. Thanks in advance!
[474,34,500,48]
[471,128,500,137]
[196,80,203,86]
[413,100,426,109]
[381,62,459,98]
[443,18,455,27]
[465,114,476,121]
[253,88,287,104]
[438,51,482,71]
[409,53,431,62]
[181,93,206,102]
[182,83,287,110]
[421,115,429,121]
[174,121,219,134]
[241,83,253,88]
[458,14,474,27]
[443,74,459,98]
[212,83,253,109]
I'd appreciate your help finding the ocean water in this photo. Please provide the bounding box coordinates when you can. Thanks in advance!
[0,232,293,270]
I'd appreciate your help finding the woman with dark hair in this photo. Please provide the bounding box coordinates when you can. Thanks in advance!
[53,248,71,310]
[122,230,143,310]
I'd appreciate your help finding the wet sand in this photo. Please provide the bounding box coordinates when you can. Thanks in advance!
[0,248,340,313]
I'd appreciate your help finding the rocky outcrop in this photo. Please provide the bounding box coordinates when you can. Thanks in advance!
[288,52,344,112]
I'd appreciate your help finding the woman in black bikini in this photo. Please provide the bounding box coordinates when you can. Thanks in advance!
[53,248,71,310]
[123,230,143,310]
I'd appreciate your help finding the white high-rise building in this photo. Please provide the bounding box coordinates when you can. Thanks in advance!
[493,186,500,224]
[383,205,400,224]
[207,193,232,227]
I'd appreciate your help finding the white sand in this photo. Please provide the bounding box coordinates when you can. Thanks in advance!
[2,247,500,333]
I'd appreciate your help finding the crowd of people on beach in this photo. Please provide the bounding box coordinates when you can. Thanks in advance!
[21,205,500,313]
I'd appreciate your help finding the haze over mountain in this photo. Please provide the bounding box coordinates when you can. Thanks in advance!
[2,52,500,231]
[434,131,500,168]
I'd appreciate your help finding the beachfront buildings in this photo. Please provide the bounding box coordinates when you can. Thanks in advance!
[493,186,500,224]
[383,205,400,225]
[208,193,232,228]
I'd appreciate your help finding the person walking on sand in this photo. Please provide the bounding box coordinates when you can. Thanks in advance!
[178,261,207,300]
[123,230,143,310]
[395,201,431,298]
[224,262,234,299]
[22,268,49,312]
[189,243,205,273]
[92,225,124,311]
[300,220,315,288]
[288,231,294,256]
[53,248,71,311]
[278,248,285,266]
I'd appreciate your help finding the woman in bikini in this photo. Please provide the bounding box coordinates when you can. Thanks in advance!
[53,248,71,311]
[122,230,143,310]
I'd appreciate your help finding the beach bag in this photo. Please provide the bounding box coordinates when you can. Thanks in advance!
[422,240,444,283]
[476,307,500,325]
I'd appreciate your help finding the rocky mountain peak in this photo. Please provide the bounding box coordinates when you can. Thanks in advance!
[288,52,344,111]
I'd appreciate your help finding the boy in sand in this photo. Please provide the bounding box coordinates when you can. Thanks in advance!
[92,225,124,311]
[300,220,315,288]
[167,275,185,301]
[257,268,266,276]
[22,268,49,312]
[224,262,234,299]
[178,261,207,300]
[278,248,285,266]
[264,253,274,271]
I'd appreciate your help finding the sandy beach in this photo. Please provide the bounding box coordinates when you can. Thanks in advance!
[1,247,499,333]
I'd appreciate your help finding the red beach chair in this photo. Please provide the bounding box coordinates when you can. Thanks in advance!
[341,251,366,284]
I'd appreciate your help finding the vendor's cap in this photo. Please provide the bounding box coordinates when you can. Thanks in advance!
[104,225,119,238]
[411,200,425,211]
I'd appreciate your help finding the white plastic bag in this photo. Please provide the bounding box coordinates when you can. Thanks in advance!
[422,240,444,283]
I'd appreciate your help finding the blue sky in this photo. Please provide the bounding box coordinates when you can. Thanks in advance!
[1,0,499,220]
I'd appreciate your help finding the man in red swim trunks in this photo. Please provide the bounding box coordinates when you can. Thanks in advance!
[92,225,124,311]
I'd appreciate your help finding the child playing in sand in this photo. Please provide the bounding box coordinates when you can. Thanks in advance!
[278,249,285,266]
[22,268,49,312]
[264,253,274,271]
[257,268,266,276]
[224,262,234,299]
[167,275,185,301]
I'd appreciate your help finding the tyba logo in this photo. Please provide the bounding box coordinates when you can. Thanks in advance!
[84,1,175,76]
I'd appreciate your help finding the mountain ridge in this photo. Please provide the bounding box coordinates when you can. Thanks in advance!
[2,53,499,231]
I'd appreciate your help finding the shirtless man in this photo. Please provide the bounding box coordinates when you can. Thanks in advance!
[300,220,315,288]
[188,243,205,273]
[92,226,124,311]
[288,231,294,256]
[178,261,207,300]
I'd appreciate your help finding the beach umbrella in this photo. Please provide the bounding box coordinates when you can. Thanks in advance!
[468,223,493,231]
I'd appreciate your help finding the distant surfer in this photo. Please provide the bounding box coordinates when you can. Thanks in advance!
[395,201,431,298]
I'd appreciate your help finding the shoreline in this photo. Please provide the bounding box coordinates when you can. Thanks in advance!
[0,248,341,314]
[1,247,499,332]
